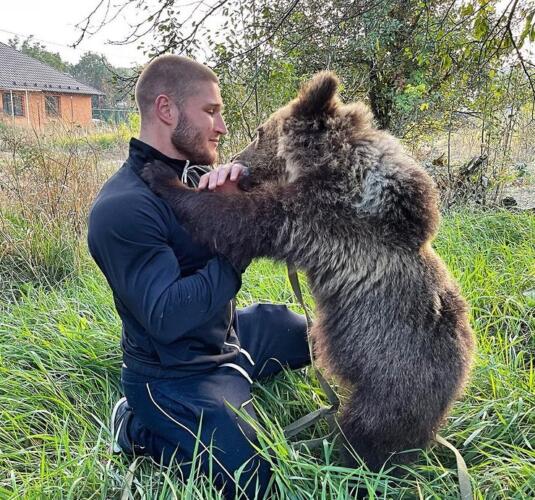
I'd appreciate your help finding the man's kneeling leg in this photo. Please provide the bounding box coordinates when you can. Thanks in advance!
[119,367,272,499]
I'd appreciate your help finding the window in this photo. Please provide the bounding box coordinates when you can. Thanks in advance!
[45,95,60,117]
[2,92,24,116]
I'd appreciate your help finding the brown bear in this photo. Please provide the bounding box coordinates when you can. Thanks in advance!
[141,71,475,473]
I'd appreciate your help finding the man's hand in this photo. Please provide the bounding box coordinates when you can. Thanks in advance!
[198,162,248,193]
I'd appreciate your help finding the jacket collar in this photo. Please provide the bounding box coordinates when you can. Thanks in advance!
[128,137,189,177]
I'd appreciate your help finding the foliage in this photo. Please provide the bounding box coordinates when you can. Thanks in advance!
[66,1,535,187]
[75,0,535,135]
[71,52,113,92]
[71,51,137,108]
[1,3,533,495]
[0,206,534,498]
[0,124,129,297]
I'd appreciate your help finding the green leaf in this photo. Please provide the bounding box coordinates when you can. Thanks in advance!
[519,10,534,46]
[461,4,475,17]
[502,34,513,49]
[474,15,489,40]
[441,54,452,72]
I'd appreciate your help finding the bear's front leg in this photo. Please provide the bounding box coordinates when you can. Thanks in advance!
[141,160,189,198]
[142,161,290,269]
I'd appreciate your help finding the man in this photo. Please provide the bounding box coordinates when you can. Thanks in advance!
[87,55,310,498]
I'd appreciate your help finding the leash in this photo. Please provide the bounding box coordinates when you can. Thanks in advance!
[435,434,473,500]
[283,265,340,450]
[283,265,473,499]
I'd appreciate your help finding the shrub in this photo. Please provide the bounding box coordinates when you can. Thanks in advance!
[0,124,118,296]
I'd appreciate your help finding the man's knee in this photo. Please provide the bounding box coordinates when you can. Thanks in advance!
[241,303,307,336]
[204,401,272,498]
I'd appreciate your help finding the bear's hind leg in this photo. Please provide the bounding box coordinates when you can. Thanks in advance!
[337,388,427,473]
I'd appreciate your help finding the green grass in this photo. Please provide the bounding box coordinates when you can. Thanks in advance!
[0,209,534,499]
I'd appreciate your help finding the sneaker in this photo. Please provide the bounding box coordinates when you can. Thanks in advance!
[110,396,133,454]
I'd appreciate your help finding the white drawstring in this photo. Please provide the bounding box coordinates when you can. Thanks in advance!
[180,160,191,184]
[180,162,213,188]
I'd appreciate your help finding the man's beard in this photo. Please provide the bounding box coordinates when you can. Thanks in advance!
[171,116,216,165]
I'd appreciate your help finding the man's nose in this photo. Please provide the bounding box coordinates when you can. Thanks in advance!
[215,114,227,135]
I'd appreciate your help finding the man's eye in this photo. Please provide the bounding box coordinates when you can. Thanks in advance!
[207,109,215,115]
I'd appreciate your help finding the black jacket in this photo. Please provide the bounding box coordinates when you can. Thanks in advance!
[88,138,242,378]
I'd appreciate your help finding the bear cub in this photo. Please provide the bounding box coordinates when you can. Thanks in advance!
[142,72,475,473]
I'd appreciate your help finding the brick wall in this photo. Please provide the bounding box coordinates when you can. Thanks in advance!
[0,90,94,128]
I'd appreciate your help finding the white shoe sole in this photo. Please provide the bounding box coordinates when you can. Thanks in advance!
[110,396,128,454]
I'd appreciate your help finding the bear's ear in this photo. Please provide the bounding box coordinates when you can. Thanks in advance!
[293,71,339,119]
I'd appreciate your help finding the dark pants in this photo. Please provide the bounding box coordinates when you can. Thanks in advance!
[121,304,310,499]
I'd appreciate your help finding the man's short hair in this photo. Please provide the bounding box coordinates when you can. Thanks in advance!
[135,55,218,119]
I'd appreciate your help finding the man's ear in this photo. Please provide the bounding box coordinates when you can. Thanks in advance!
[154,94,177,126]
[292,71,339,119]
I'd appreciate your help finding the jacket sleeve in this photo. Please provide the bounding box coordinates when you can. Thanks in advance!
[88,193,241,345]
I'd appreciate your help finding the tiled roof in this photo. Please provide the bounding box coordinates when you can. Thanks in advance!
[0,42,104,95]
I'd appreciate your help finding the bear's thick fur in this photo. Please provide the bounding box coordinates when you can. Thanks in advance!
[141,71,475,472]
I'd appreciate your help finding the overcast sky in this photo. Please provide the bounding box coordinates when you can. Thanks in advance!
[0,0,151,67]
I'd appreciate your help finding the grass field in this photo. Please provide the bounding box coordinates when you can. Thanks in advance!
[0,207,534,499]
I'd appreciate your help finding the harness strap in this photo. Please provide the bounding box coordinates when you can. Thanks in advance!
[283,265,340,450]
[286,265,312,328]
[286,266,339,408]
[435,434,473,500]
[283,406,336,439]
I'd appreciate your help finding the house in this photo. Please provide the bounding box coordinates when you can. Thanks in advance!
[0,41,104,128]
